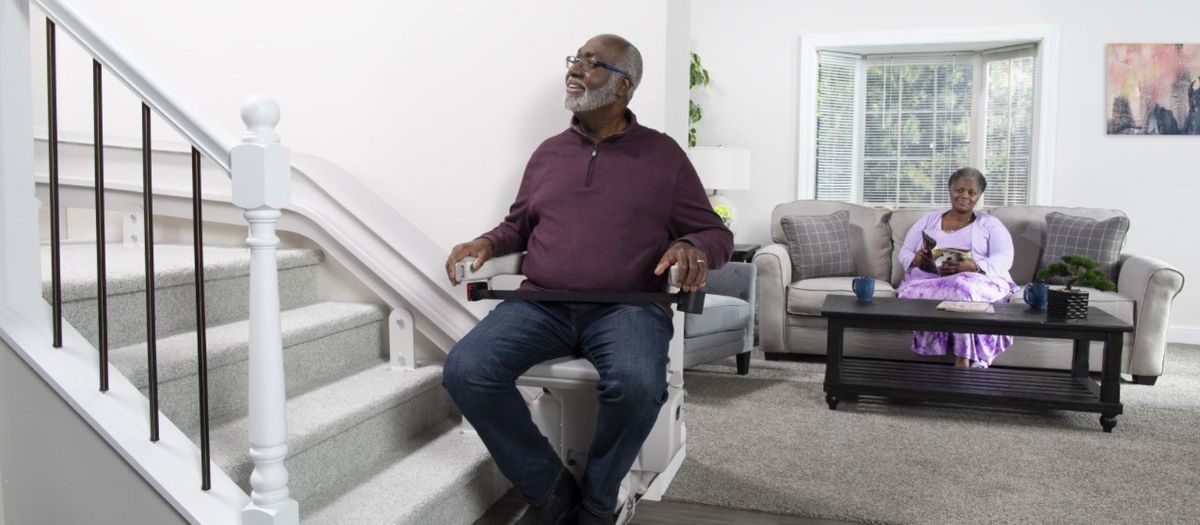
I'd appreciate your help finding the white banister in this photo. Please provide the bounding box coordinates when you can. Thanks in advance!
[232,95,298,525]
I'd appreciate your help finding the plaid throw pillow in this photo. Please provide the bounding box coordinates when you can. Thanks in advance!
[781,210,855,281]
[1039,212,1129,281]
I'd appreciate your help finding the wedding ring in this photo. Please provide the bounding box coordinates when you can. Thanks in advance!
[697,260,706,264]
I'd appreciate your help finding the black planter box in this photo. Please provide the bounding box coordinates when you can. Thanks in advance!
[1047,289,1089,319]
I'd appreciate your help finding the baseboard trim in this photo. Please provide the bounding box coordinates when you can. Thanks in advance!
[1167,325,1200,345]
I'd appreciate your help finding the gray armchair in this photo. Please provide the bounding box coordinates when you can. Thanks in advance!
[684,261,757,375]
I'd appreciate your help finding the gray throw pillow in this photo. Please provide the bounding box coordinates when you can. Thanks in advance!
[781,210,855,281]
[1039,212,1129,281]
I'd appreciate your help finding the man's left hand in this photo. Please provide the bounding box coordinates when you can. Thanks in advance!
[654,241,709,292]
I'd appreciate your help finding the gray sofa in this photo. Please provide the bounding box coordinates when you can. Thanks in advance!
[753,201,1185,383]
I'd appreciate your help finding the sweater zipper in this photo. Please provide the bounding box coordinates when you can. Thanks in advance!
[585,145,598,187]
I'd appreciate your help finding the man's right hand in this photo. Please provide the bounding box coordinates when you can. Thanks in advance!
[445,237,494,286]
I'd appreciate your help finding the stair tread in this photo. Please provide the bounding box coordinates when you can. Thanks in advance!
[302,424,494,525]
[210,363,444,469]
[111,301,385,387]
[41,243,322,301]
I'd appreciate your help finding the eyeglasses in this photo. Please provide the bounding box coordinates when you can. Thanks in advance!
[565,55,628,76]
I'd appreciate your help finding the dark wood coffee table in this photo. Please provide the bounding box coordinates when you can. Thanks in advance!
[820,296,1134,432]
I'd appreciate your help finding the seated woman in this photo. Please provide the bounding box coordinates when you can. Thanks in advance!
[897,168,1017,368]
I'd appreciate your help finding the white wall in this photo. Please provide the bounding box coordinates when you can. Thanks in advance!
[0,339,184,524]
[31,0,689,253]
[0,422,5,525]
[690,0,1200,333]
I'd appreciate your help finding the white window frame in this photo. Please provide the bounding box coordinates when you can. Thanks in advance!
[797,26,1059,205]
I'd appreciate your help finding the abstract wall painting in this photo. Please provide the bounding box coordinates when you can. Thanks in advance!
[1106,44,1200,135]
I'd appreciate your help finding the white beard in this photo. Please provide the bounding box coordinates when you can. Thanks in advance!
[564,73,621,112]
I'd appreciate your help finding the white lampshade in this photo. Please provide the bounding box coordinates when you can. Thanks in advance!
[687,146,751,191]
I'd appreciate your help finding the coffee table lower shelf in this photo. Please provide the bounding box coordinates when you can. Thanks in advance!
[824,358,1123,427]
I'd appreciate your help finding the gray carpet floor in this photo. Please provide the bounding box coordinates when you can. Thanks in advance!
[665,344,1200,524]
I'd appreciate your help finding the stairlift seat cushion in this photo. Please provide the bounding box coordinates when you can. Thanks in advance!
[519,357,602,385]
[685,294,751,338]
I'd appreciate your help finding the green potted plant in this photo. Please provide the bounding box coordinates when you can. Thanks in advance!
[1035,254,1116,319]
[688,52,710,148]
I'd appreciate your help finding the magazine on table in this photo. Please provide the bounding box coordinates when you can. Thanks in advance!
[936,301,995,314]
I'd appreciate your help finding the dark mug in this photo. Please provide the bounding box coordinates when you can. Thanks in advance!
[852,276,875,303]
[1024,281,1049,310]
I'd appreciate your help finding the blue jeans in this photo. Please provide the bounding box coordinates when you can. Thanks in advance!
[442,300,672,516]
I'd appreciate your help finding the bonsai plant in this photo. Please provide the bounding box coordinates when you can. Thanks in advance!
[688,52,710,148]
[1035,254,1116,319]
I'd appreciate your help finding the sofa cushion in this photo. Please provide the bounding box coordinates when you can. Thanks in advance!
[686,294,751,338]
[988,206,1127,284]
[771,201,893,282]
[786,277,897,316]
[780,210,855,280]
[1039,212,1130,282]
[888,209,930,287]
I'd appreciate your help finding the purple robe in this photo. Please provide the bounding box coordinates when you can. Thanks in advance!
[896,210,1018,365]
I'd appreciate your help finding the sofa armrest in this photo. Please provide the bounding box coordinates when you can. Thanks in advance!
[753,244,791,354]
[1117,254,1186,377]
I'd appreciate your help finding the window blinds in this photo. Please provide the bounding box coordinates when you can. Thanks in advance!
[815,52,858,202]
[812,46,1037,208]
[982,47,1036,207]
[861,54,974,207]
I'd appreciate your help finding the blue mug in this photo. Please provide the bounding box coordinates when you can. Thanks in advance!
[1025,281,1049,310]
[852,276,875,303]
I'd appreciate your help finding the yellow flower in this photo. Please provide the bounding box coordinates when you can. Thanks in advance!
[713,204,733,226]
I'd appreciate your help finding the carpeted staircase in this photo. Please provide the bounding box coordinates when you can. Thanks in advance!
[42,243,508,524]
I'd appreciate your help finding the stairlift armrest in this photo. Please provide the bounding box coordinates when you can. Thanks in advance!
[455,252,525,283]
[459,258,705,313]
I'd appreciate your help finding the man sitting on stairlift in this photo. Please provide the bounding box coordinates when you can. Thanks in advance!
[441,34,732,525]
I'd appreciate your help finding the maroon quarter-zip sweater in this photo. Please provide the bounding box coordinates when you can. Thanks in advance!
[480,111,733,294]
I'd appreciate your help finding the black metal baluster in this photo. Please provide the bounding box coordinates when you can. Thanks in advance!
[191,148,211,490]
[94,59,109,392]
[142,103,159,442]
[46,19,63,348]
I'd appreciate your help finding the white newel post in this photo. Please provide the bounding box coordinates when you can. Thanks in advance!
[232,95,299,525]
[1,0,42,308]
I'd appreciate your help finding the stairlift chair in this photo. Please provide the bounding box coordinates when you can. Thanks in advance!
[454,253,698,523]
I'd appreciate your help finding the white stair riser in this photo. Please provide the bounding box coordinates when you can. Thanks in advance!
[147,321,386,435]
[50,264,319,348]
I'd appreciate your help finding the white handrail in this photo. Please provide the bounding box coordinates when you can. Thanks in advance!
[32,0,239,171]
